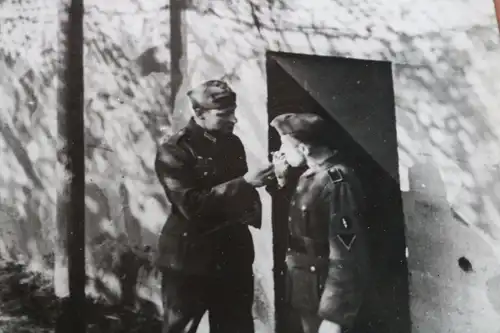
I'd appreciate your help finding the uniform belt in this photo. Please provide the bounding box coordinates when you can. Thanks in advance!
[285,252,329,270]
[288,236,329,257]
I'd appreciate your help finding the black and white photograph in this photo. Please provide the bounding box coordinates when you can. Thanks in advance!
[0,1,500,333]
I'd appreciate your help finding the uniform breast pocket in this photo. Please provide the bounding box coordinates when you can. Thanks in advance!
[194,156,216,179]
[286,267,321,312]
[185,236,213,259]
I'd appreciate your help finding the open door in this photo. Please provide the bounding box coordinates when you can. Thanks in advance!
[267,51,410,333]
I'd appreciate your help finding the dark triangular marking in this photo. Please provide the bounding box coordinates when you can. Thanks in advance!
[337,234,356,250]
[270,52,399,182]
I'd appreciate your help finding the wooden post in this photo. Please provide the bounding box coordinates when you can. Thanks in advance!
[170,0,188,111]
[56,0,86,331]
[495,0,500,30]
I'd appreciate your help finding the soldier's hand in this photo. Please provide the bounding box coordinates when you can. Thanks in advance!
[318,320,342,333]
[244,164,275,188]
[271,150,290,188]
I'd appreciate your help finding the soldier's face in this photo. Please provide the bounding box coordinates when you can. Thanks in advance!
[279,135,307,167]
[200,107,237,133]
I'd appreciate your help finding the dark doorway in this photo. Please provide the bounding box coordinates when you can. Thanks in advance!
[266,51,411,333]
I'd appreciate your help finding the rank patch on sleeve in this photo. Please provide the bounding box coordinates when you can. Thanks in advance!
[337,234,356,251]
[336,216,356,250]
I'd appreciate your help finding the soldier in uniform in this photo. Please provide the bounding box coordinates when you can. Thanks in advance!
[155,80,275,333]
[269,113,371,333]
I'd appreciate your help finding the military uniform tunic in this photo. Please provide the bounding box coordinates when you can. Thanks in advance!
[285,155,371,327]
[155,117,260,333]
[155,117,261,275]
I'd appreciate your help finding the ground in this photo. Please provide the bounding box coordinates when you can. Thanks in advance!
[0,260,162,333]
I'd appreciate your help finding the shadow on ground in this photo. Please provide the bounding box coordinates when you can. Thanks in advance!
[0,260,162,333]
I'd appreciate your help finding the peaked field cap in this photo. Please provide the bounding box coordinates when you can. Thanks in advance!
[187,79,237,111]
[270,112,327,136]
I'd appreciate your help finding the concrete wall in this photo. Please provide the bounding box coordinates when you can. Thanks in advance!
[0,0,499,332]
[183,1,500,332]
[0,0,63,272]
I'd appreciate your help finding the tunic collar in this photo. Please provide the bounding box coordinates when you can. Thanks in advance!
[187,117,217,143]
[303,151,341,178]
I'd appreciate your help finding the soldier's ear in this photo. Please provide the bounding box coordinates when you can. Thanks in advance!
[297,143,310,156]
[193,107,204,119]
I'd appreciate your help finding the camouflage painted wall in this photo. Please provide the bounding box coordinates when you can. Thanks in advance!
[1,0,499,332]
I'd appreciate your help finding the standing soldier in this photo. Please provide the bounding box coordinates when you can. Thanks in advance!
[269,113,371,333]
[155,80,275,333]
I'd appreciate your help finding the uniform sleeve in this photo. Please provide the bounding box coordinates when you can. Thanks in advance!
[317,170,366,322]
[155,141,257,222]
[231,137,263,229]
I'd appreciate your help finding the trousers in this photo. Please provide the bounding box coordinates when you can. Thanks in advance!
[161,268,255,333]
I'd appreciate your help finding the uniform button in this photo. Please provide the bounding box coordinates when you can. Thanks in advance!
[301,205,306,211]
[288,217,292,222]
[310,266,316,272]
[203,172,208,176]
[182,232,188,237]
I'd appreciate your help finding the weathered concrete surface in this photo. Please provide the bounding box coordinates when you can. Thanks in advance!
[0,0,499,332]
[403,160,500,332]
